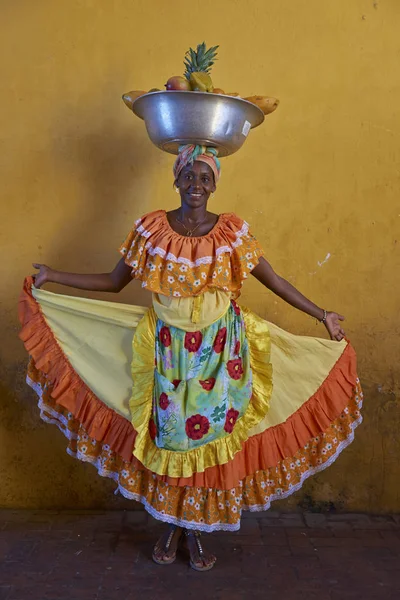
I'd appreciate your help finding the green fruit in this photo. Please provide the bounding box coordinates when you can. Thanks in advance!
[190,72,214,92]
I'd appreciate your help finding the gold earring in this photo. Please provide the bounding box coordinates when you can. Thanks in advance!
[175,187,180,194]
[211,192,215,198]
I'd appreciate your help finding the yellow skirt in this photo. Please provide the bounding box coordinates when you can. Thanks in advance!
[19,278,362,532]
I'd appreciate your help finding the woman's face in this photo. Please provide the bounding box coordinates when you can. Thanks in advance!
[175,161,216,209]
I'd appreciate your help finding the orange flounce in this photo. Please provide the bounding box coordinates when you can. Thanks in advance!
[26,362,363,532]
[18,278,138,464]
[19,278,363,531]
[119,210,264,298]
[19,278,362,490]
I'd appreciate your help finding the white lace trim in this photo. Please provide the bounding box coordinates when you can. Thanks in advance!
[135,223,152,239]
[145,245,216,267]
[26,375,362,533]
[242,398,364,513]
[127,220,250,268]
[27,376,78,440]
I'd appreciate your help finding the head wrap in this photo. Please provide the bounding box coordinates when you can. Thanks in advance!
[173,144,221,184]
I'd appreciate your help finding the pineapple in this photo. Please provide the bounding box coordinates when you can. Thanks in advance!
[183,42,219,92]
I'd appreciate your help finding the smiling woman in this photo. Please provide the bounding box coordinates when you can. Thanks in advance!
[170,161,218,237]
[20,143,362,572]
[169,145,220,237]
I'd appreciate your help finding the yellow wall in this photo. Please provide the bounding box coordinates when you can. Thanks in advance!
[1,0,399,511]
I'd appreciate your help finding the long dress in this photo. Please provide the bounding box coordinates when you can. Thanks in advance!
[18,210,363,532]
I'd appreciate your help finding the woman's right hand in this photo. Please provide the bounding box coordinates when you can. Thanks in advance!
[32,263,53,289]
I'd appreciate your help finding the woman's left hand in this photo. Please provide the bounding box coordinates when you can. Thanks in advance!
[324,312,346,341]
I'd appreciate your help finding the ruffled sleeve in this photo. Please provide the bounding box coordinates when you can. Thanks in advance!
[119,210,264,297]
[118,212,157,277]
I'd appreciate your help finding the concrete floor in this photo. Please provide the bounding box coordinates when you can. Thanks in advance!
[1,510,399,599]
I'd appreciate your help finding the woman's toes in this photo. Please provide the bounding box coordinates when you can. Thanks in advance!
[206,554,216,567]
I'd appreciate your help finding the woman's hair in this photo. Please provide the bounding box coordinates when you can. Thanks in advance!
[173,145,221,184]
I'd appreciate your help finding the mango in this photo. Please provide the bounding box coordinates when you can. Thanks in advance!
[122,91,146,110]
[244,96,279,114]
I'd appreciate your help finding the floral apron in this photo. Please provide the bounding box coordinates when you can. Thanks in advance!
[151,301,253,451]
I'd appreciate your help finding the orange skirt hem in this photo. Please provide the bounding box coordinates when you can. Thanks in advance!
[20,277,360,490]
[27,365,363,531]
[19,277,137,463]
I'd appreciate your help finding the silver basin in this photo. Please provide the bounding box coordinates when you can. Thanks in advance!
[131,91,264,157]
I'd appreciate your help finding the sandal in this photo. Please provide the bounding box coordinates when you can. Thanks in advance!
[184,529,217,572]
[152,524,182,565]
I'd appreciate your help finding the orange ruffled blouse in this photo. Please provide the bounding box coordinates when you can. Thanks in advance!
[119,210,264,298]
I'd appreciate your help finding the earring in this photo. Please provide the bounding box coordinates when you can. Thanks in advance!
[211,192,215,198]
[175,187,180,194]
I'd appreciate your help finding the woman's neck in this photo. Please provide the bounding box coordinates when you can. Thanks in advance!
[178,205,208,223]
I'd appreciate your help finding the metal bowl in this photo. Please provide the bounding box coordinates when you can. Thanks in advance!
[131,91,264,157]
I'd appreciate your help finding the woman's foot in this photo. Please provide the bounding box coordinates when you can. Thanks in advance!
[152,525,182,565]
[184,530,217,572]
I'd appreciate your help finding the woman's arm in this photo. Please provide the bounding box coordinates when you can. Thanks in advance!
[251,257,346,341]
[32,257,133,293]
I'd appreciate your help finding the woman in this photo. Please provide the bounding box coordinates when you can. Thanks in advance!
[20,145,362,572]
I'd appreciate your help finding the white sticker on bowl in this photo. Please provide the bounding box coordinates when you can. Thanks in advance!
[242,120,251,137]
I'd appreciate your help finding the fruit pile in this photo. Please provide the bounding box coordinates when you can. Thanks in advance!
[123,42,279,115]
